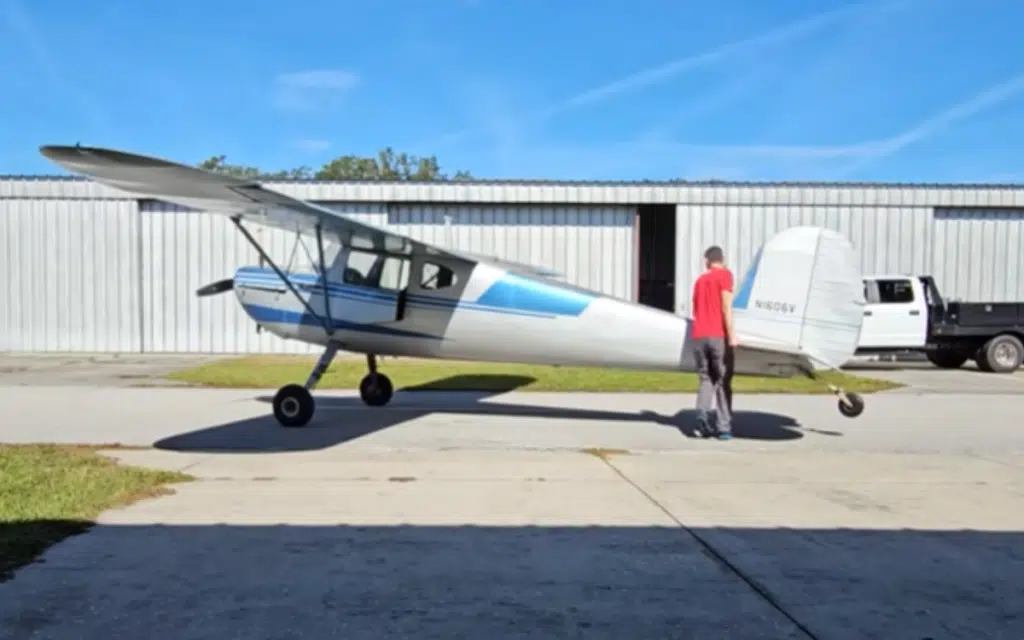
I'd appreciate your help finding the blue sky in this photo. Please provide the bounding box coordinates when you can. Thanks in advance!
[2,0,1024,182]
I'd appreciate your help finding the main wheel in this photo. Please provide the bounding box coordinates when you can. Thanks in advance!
[981,334,1024,373]
[838,392,864,418]
[359,372,394,406]
[272,383,315,427]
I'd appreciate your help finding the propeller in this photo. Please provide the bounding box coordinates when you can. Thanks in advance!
[196,277,234,297]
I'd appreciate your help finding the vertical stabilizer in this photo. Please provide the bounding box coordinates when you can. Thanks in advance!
[732,226,864,369]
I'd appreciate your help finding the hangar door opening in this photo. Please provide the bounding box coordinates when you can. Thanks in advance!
[637,205,676,312]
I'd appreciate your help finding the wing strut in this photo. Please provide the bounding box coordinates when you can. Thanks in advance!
[314,224,335,332]
[230,217,334,336]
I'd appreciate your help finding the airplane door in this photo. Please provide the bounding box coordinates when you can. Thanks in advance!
[402,257,464,334]
[334,249,410,326]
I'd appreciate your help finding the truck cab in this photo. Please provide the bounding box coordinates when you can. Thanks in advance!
[857,273,1024,372]
[857,275,935,351]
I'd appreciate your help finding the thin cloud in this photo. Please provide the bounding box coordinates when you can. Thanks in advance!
[616,69,1024,178]
[273,69,360,112]
[2,0,109,134]
[986,171,1024,183]
[551,2,874,114]
[292,138,330,152]
[827,71,1024,177]
[427,0,883,149]
[636,70,780,143]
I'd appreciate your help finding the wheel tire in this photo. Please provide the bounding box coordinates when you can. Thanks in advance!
[272,383,315,427]
[359,372,394,407]
[981,334,1024,373]
[975,346,994,372]
[838,392,864,418]
[926,350,969,369]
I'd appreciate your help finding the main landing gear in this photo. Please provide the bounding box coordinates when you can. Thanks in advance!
[272,348,395,428]
[224,217,398,428]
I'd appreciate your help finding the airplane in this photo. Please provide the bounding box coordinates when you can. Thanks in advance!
[39,144,869,428]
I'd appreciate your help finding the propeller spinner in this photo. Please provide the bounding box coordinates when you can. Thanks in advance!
[196,278,234,297]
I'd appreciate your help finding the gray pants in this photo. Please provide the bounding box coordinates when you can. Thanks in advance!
[693,337,734,433]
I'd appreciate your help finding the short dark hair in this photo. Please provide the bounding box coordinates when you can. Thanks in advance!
[703,245,724,263]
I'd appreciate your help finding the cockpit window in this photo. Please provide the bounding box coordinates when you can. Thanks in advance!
[343,249,409,291]
[421,262,456,290]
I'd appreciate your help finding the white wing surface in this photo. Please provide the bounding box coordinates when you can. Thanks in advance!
[39,145,561,276]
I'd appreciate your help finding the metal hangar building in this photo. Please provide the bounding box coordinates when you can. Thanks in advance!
[2,175,1024,355]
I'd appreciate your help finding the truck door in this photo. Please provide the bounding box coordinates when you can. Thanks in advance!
[858,280,882,349]
[862,277,928,348]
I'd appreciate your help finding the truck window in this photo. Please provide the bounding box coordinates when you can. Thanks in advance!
[876,279,914,304]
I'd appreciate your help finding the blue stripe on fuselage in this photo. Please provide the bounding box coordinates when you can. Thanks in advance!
[474,273,594,316]
[232,266,595,318]
[242,303,443,339]
[732,247,762,310]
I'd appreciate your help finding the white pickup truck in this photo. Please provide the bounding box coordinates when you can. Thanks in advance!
[856,274,1024,372]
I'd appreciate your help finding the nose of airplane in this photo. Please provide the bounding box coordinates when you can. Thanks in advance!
[195,277,235,297]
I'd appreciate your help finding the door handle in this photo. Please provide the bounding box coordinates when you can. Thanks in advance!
[864,310,873,316]
[909,310,920,315]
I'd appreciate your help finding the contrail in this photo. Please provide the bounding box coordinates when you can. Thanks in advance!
[428,0,885,148]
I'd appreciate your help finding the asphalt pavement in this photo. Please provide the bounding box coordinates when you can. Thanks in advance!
[0,355,1021,639]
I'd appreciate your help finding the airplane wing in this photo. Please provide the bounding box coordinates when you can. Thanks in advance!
[38,145,561,275]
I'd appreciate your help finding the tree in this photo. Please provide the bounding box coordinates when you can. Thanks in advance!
[198,147,473,182]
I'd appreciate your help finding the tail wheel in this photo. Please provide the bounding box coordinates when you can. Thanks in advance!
[838,393,864,418]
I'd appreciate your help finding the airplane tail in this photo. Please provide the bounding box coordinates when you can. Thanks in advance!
[731,226,865,371]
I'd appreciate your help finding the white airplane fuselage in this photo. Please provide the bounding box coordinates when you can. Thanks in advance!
[234,259,703,372]
[233,254,812,378]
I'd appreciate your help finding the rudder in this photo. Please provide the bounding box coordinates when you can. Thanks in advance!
[732,226,864,369]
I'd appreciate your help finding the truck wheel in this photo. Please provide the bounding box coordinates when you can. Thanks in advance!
[974,346,992,371]
[980,334,1024,373]
[926,350,969,369]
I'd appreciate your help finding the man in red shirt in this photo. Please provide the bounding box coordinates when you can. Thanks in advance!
[690,245,738,440]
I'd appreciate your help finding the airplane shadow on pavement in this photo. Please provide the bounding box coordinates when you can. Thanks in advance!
[153,374,820,453]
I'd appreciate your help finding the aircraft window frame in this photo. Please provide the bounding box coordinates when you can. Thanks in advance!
[342,248,410,292]
[875,278,914,304]
[420,261,457,290]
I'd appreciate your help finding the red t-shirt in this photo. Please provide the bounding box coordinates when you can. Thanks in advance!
[691,267,734,339]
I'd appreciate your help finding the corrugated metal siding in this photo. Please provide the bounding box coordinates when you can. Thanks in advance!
[136,202,633,354]
[930,208,1024,301]
[387,205,635,299]
[0,199,140,352]
[8,180,1024,354]
[7,176,1024,207]
[674,204,933,315]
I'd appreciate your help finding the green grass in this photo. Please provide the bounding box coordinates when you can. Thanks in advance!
[0,445,192,581]
[167,355,902,394]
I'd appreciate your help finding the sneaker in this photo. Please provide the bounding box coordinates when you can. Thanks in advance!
[716,432,732,441]
[694,417,712,438]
